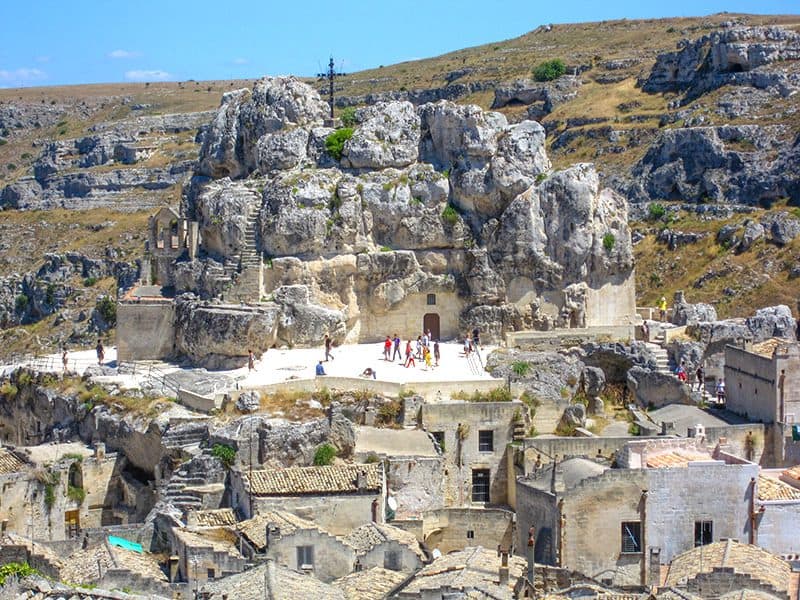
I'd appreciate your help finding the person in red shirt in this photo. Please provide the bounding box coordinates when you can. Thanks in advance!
[384,336,392,361]
[404,339,415,368]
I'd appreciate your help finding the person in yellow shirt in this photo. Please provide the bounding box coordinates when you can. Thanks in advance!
[658,296,667,322]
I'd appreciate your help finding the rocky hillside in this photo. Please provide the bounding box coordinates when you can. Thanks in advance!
[0,14,799,359]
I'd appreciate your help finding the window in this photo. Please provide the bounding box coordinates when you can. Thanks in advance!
[207,568,215,580]
[427,293,436,305]
[621,522,642,554]
[466,530,475,539]
[384,550,401,571]
[432,431,445,450]
[478,430,494,452]
[296,545,314,569]
[695,521,713,547]
[472,469,490,503]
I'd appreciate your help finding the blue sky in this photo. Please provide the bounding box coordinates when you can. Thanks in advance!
[0,0,796,88]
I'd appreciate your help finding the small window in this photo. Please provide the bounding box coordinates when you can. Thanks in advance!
[207,568,215,580]
[427,293,436,306]
[472,469,490,503]
[384,550,401,571]
[432,431,445,450]
[478,430,494,452]
[466,530,475,539]
[695,521,713,547]
[621,522,642,554]
[297,545,314,569]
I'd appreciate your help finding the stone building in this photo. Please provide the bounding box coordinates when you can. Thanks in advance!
[753,467,800,557]
[144,205,198,288]
[725,339,800,424]
[342,521,427,574]
[421,400,521,508]
[0,443,123,542]
[664,539,793,600]
[516,437,759,588]
[391,546,527,598]
[170,526,246,585]
[230,462,386,535]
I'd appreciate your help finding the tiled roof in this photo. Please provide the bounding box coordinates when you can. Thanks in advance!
[398,546,525,599]
[342,522,425,560]
[246,463,382,496]
[192,508,238,527]
[107,543,168,582]
[333,567,407,600]
[202,561,346,600]
[236,510,320,550]
[0,448,26,474]
[173,528,242,559]
[781,464,800,484]
[645,451,712,468]
[758,474,800,501]
[666,539,790,594]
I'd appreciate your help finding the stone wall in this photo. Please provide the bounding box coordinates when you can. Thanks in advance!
[725,344,800,425]
[357,291,463,343]
[359,538,423,573]
[757,500,800,556]
[585,273,637,328]
[421,401,521,506]
[515,481,559,565]
[267,528,354,583]
[422,507,514,555]
[386,456,444,519]
[116,301,175,361]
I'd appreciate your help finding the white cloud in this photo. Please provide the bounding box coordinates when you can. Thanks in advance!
[109,49,141,59]
[0,67,47,87]
[124,69,171,82]
[232,57,248,65]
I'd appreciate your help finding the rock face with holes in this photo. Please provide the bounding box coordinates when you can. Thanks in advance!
[161,75,635,354]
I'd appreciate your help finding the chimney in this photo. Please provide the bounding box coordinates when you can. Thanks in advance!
[356,470,367,491]
[168,555,179,583]
[499,550,509,585]
[94,443,105,461]
[264,558,278,600]
[526,527,536,584]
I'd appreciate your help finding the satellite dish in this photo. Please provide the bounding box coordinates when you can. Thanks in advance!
[432,548,442,559]
[387,496,398,511]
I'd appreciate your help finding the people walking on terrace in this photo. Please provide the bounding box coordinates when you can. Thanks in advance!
[716,379,726,402]
[695,365,705,392]
[433,340,440,367]
[96,339,105,365]
[62,347,68,372]
[416,336,423,359]
[383,336,393,361]
[316,361,326,376]
[423,346,432,370]
[659,296,668,322]
[405,340,416,368]
[248,349,255,372]
[324,334,334,361]
[463,335,471,357]
[392,333,402,361]
[675,361,687,383]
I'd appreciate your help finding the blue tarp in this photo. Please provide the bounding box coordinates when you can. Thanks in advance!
[107,535,143,554]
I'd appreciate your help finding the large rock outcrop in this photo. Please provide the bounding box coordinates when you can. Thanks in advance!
[172,76,636,348]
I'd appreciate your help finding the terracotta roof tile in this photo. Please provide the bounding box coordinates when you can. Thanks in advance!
[0,448,27,474]
[781,464,800,483]
[342,522,425,559]
[758,474,800,501]
[192,508,238,527]
[236,510,321,550]
[333,567,407,600]
[246,463,382,496]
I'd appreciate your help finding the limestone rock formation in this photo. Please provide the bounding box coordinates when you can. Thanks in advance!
[165,76,636,350]
[642,26,800,101]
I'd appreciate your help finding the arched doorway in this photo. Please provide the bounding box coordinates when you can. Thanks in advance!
[423,313,440,340]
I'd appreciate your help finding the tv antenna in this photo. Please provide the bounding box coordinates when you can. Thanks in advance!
[317,56,346,120]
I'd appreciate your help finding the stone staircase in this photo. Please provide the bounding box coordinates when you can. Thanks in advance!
[160,449,227,519]
[222,205,263,302]
[644,341,672,375]
[161,421,209,454]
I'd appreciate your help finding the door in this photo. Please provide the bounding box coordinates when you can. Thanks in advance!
[423,313,440,340]
[65,509,80,538]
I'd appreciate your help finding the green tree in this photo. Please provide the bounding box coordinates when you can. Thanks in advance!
[339,106,357,128]
[313,443,337,466]
[533,59,566,82]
